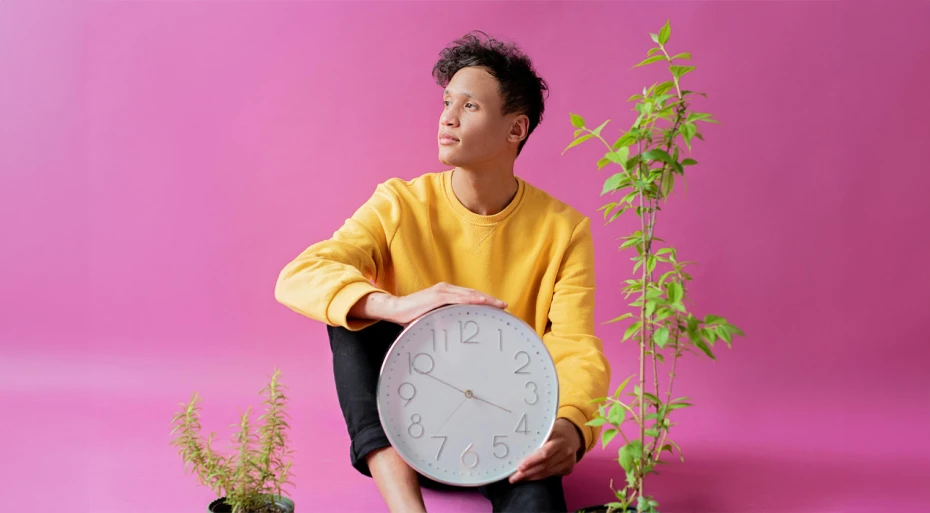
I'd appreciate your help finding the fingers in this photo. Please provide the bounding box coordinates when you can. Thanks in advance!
[509,441,576,484]
[436,282,507,309]
[517,443,550,471]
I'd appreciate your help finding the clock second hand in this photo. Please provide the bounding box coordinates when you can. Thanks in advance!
[420,372,512,414]
[434,396,469,434]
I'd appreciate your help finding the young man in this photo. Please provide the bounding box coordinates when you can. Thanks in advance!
[275,31,610,513]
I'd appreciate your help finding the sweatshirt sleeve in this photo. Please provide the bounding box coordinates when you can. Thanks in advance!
[274,182,402,331]
[545,216,612,458]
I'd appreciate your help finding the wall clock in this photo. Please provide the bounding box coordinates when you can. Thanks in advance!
[376,304,559,487]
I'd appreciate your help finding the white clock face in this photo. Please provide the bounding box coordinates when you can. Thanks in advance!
[376,304,559,487]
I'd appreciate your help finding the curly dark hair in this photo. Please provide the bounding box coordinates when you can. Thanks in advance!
[432,31,549,156]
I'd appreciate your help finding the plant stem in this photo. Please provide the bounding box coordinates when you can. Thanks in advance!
[653,318,682,459]
[637,137,648,501]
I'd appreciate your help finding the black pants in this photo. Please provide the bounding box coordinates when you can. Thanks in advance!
[327,321,569,513]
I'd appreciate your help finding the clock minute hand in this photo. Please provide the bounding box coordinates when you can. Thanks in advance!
[420,371,512,414]
[472,394,512,414]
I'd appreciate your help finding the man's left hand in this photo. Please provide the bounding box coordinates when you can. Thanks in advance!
[509,418,582,483]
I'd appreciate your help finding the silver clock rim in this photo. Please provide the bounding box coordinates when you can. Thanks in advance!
[375,303,560,488]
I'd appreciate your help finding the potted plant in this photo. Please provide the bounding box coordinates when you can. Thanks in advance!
[562,20,745,513]
[170,368,296,513]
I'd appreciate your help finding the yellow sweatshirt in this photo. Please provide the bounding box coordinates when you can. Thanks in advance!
[275,170,610,456]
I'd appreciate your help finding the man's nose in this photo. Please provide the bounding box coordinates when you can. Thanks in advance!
[440,109,459,127]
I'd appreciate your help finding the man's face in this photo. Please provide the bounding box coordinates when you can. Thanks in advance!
[438,66,527,168]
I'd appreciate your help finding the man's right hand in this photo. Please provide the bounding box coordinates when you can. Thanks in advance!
[349,282,507,326]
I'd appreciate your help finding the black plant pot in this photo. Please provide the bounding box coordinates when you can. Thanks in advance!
[575,505,636,513]
[208,496,295,513]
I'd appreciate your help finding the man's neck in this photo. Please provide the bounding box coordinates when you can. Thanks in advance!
[451,165,519,216]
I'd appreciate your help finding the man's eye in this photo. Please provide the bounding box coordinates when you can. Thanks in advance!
[466,103,474,108]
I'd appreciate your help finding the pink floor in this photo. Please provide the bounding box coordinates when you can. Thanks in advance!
[5,342,927,513]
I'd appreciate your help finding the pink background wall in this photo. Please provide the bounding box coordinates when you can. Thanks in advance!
[2,1,928,512]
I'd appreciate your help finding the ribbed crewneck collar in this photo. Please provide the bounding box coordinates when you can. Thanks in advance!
[442,169,526,226]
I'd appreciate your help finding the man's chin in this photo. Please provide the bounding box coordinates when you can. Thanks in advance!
[438,151,458,167]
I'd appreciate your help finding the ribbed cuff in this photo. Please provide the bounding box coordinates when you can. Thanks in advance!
[327,280,385,330]
[558,405,594,458]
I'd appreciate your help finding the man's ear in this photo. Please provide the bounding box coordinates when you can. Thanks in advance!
[508,115,529,143]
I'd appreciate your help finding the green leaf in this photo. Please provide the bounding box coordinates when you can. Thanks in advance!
[671,52,691,60]
[645,300,656,318]
[666,282,683,304]
[682,158,698,166]
[609,206,628,222]
[597,157,611,170]
[623,321,642,341]
[694,339,716,359]
[642,148,673,163]
[586,417,608,427]
[625,470,637,488]
[606,146,630,168]
[670,65,695,79]
[605,312,634,324]
[654,81,675,97]
[682,122,697,140]
[614,375,634,397]
[686,315,700,336]
[632,55,667,69]
[658,20,671,45]
[702,327,718,344]
[661,170,675,198]
[649,32,659,44]
[601,173,627,195]
[562,133,593,154]
[725,322,745,337]
[646,255,657,274]
[653,327,669,348]
[612,132,637,150]
[645,428,659,437]
[704,315,726,325]
[655,307,673,321]
[607,403,627,425]
[620,191,638,205]
[570,113,585,128]
[618,440,644,472]
[647,47,662,56]
[601,429,619,448]
[717,325,733,344]
[591,119,610,136]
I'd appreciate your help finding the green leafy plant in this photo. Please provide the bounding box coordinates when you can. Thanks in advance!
[170,368,295,513]
[563,20,745,513]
